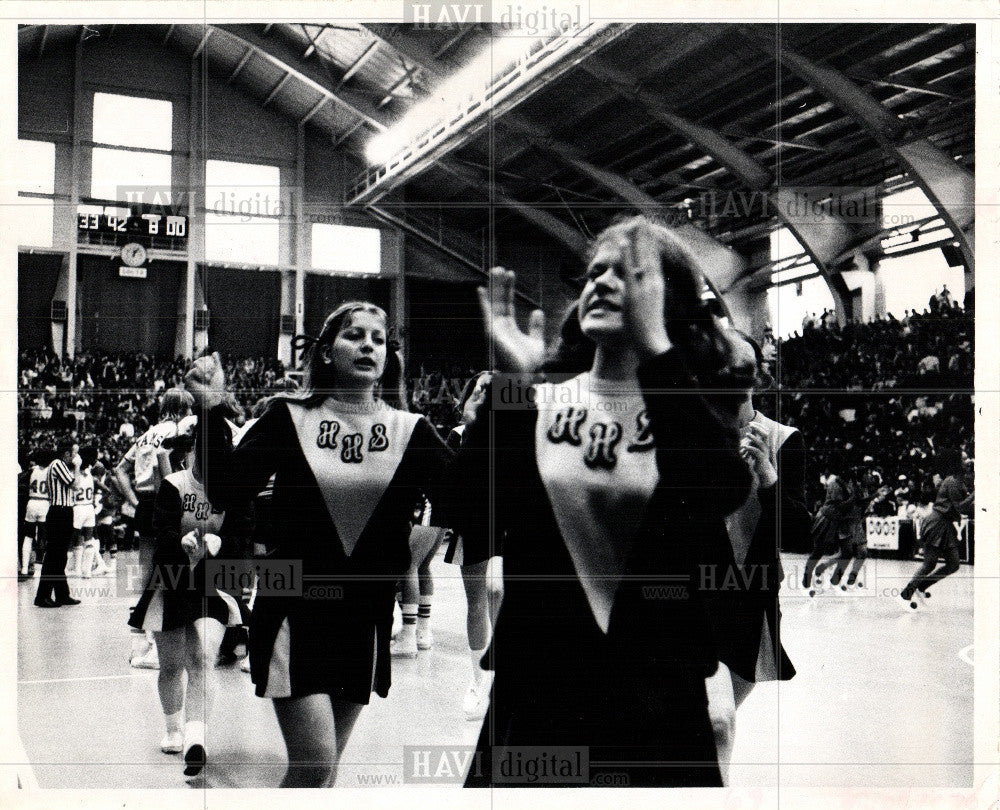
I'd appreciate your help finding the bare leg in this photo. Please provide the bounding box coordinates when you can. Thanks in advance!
[153,628,187,716]
[461,560,491,651]
[181,618,226,775]
[183,618,226,723]
[705,662,737,786]
[273,694,364,787]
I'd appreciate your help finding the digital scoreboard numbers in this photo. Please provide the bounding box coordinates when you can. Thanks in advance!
[77,203,188,245]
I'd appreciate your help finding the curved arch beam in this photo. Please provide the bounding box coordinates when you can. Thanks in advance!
[581,59,867,320]
[740,28,974,271]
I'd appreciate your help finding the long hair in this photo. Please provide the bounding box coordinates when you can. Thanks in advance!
[542,216,733,387]
[159,387,194,422]
[268,301,407,412]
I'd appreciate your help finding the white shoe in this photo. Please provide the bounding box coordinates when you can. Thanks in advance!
[160,731,183,754]
[416,625,433,650]
[900,590,920,611]
[463,671,493,720]
[808,575,824,597]
[131,648,160,670]
[390,635,417,658]
[391,602,403,640]
[240,657,251,673]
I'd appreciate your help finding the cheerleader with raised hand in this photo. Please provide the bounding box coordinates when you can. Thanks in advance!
[185,302,454,788]
[454,217,752,787]
[127,418,248,777]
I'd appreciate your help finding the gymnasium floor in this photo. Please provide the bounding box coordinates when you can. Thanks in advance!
[16,550,974,789]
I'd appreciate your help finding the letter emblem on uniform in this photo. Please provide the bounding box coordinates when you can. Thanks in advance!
[584,422,622,469]
[341,433,364,463]
[317,420,340,449]
[368,423,389,452]
[547,408,588,445]
[627,410,654,452]
[195,501,210,520]
[183,493,197,512]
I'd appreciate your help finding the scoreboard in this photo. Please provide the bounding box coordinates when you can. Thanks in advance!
[77,202,188,247]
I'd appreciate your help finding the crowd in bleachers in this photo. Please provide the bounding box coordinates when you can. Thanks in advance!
[758,290,973,513]
[18,289,973,522]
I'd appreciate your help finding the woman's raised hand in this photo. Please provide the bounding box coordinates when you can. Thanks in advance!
[620,220,673,359]
[184,351,226,410]
[476,268,546,374]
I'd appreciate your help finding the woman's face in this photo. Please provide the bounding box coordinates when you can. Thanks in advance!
[325,310,387,388]
[577,236,630,345]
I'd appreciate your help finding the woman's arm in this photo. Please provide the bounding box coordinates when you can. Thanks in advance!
[758,430,811,549]
[199,401,288,513]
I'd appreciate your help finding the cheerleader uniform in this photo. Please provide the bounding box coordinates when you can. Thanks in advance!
[128,469,245,632]
[442,425,491,567]
[452,351,752,788]
[201,397,453,704]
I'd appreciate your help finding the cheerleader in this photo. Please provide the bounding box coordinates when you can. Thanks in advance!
[704,330,806,784]
[117,388,194,669]
[442,372,502,718]
[127,418,247,776]
[455,217,752,787]
[185,301,454,788]
[899,449,973,608]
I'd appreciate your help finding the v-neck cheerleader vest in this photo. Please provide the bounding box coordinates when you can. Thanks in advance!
[203,398,451,703]
[128,469,235,633]
[534,372,658,633]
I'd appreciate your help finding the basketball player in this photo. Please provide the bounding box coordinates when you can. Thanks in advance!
[899,449,973,608]
[21,451,51,579]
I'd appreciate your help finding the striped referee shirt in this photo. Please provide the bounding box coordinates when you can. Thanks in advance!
[47,459,75,507]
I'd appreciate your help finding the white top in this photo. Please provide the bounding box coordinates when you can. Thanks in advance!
[287,399,421,557]
[534,372,658,634]
[124,420,178,493]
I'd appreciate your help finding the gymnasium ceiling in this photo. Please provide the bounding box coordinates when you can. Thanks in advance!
[19,22,976,281]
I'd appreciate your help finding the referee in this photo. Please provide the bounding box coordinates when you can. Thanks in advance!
[34,439,81,608]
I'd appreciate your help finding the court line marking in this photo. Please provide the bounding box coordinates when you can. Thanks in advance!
[13,732,39,789]
[18,673,155,685]
[958,644,974,666]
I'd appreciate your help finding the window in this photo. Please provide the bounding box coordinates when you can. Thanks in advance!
[16,139,55,194]
[90,148,172,202]
[311,223,381,275]
[203,160,283,266]
[16,139,55,248]
[204,212,280,266]
[93,93,172,151]
[90,92,173,202]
